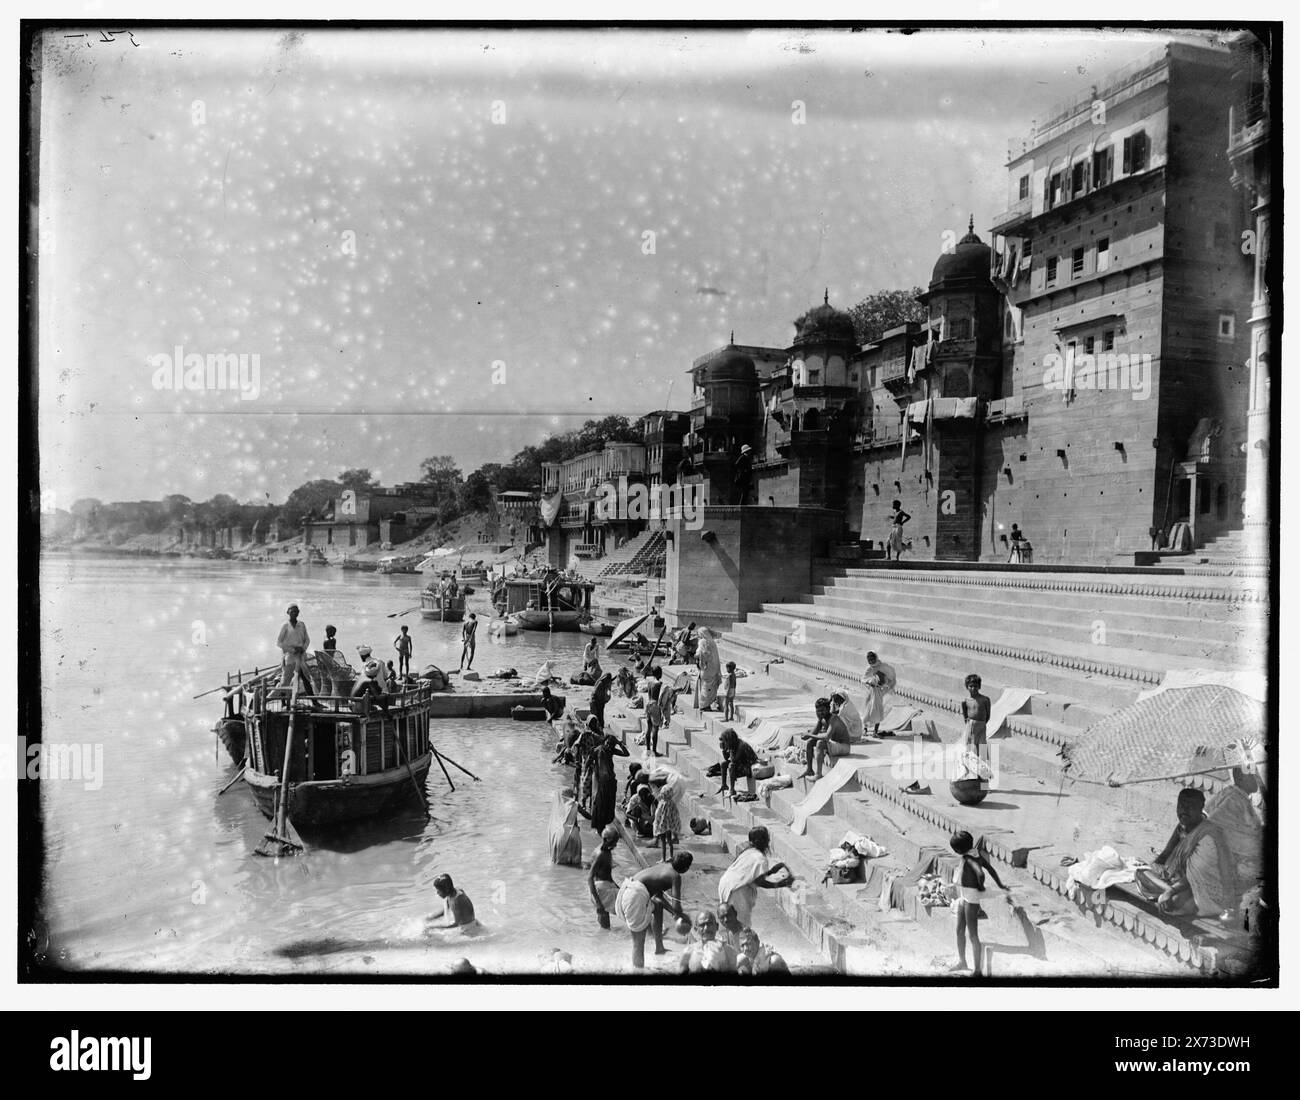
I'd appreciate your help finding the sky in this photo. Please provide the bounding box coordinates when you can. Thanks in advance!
[34,25,1213,508]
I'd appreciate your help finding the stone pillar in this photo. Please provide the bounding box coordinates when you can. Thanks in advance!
[1243,202,1269,562]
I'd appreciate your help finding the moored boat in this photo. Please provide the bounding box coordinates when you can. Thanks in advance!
[578,618,614,637]
[242,682,434,829]
[495,569,595,632]
[420,586,467,622]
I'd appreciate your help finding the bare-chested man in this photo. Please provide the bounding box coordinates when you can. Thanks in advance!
[614,852,693,969]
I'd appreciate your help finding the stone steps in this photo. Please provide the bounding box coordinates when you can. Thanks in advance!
[659,715,1193,977]
[730,615,1141,725]
[804,584,1262,663]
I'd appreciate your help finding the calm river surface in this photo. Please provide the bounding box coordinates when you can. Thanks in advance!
[35,556,822,975]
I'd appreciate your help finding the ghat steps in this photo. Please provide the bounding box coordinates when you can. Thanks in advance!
[641,707,1199,977]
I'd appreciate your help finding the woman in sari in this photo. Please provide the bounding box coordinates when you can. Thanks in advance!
[694,627,723,712]
[717,825,794,928]
[589,672,613,731]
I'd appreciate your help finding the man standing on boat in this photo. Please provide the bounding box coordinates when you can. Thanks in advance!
[276,604,313,695]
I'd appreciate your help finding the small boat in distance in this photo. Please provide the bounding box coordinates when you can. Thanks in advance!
[578,617,613,637]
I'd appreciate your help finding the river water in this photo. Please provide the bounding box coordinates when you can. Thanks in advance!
[35,556,823,976]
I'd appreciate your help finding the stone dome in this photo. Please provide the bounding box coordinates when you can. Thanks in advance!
[792,290,857,349]
[928,216,991,290]
[706,344,758,385]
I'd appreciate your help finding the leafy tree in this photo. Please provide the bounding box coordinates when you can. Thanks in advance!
[848,288,927,345]
[337,468,379,492]
[282,478,343,524]
[419,455,463,502]
[458,468,497,514]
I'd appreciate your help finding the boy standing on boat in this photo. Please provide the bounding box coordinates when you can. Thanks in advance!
[276,604,313,695]
[394,625,413,678]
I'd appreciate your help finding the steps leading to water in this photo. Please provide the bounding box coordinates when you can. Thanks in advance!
[645,709,1202,977]
[662,562,1267,976]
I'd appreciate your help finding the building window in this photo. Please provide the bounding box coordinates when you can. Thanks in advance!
[1103,329,1115,351]
[1096,236,1110,272]
[1092,146,1113,188]
[949,317,972,340]
[1072,246,1085,278]
[1046,256,1059,284]
[1122,130,1149,174]
[1048,171,1065,207]
[1218,313,1236,340]
[1018,174,1030,200]
[1084,336,1095,355]
[1071,160,1087,196]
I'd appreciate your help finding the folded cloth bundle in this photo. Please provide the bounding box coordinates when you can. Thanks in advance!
[757,774,794,797]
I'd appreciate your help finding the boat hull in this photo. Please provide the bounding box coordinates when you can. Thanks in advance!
[245,752,433,828]
[419,591,466,622]
[514,609,583,631]
[214,716,247,764]
[578,620,613,637]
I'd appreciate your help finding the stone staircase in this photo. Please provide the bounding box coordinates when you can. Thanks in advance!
[637,708,1198,977]
[678,563,1269,976]
[723,565,1266,742]
[598,529,667,578]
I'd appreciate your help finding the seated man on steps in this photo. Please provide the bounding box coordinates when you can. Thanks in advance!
[1135,788,1239,918]
[718,727,759,799]
[800,697,850,779]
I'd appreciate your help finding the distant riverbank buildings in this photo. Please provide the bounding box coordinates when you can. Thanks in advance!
[675,42,1264,566]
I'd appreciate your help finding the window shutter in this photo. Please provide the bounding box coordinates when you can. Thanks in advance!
[1122,136,1132,175]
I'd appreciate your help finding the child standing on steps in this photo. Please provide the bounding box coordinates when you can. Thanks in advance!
[949,830,1012,976]
[723,661,738,721]
[653,782,680,861]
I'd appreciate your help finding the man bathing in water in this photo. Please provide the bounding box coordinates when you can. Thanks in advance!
[426,873,477,931]
[615,853,693,969]
[589,825,621,929]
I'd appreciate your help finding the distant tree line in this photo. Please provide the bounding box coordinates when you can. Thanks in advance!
[57,414,645,544]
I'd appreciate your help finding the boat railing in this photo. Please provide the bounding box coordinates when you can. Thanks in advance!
[255,682,435,717]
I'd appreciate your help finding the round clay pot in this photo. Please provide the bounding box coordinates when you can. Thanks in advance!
[949,778,989,806]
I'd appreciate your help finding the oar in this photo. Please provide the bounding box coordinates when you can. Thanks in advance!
[429,743,456,793]
[218,764,247,796]
[431,748,481,783]
[194,666,278,700]
[388,710,431,815]
[255,679,305,857]
[387,605,421,619]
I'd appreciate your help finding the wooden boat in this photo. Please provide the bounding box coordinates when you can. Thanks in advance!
[242,683,433,828]
[211,664,284,764]
[420,587,467,622]
[578,618,614,637]
[487,616,519,637]
[497,571,595,632]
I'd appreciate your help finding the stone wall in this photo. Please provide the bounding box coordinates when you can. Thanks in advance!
[664,506,843,633]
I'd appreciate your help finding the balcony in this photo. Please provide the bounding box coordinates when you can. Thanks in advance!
[1228,94,1268,159]
[932,337,977,360]
[789,384,857,402]
[991,195,1032,233]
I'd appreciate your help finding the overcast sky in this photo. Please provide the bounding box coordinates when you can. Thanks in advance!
[36,25,1212,507]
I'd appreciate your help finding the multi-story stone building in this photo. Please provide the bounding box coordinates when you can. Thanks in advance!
[677,41,1259,566]
[541,441,650,565]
